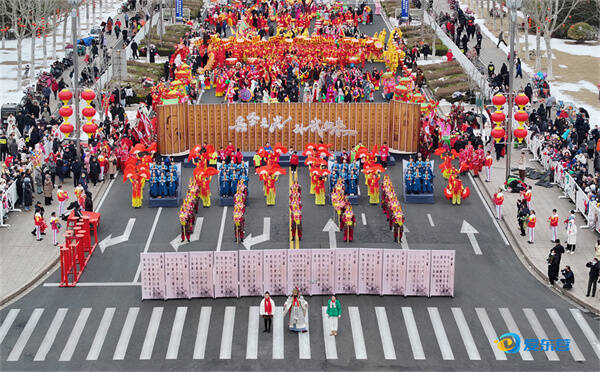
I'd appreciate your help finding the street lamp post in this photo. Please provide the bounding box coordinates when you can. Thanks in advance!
[69,0,83,159]
[505,0,522,180]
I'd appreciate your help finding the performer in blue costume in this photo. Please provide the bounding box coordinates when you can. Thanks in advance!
[168,171,177,196]
[149,175,158,197]
[158,175,167,197]
[413,169,423,194]
[405,169,414,194]
[349,170,358,195]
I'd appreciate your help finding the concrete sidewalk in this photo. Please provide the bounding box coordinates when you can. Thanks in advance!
[474,145,600,314]
[0,177,111,306]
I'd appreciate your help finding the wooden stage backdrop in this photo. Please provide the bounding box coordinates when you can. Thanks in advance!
[156,102,421,155]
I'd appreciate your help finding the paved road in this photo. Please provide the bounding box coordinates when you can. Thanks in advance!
[1,158,599,370]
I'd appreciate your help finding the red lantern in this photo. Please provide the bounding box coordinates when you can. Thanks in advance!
[59,123,74,137]
[491,126,506,143]
[81,106,96,119]
[514,93,529,108]
[58,106,73,118]
[81,89,96,102]
[492,93,506,108]
[491,110,506,123]
[58,89,72,102]
[514,110,529,123]
[514,127,528,143]
[82,123,98,135]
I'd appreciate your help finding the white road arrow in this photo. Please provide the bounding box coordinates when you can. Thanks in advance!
[461,220,482,255]
[170,217,204,251]
[401,225,410,250]
[323,218,339,249]
[99,218,136,253]
[242,217,271,250]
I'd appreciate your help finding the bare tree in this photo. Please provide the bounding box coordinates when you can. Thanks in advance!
[8,0,32,89]
[524,0,584,79]
[0,1,7,50]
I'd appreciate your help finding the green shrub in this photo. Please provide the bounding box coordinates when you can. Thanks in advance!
[567,22,597,43]
[435,44,449,56]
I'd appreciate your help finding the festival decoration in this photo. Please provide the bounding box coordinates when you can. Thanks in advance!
[513,93,530,143]
[58,89,74,137]
[122,142,157,208]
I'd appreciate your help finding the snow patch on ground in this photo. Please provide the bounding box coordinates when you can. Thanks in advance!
[0,3,119,104]
[559,64,568,68]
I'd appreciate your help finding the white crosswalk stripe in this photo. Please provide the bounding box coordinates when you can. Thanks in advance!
[59,308,91,361]
[570,309,600,360]
[428,307,454,360]
[166,307,187,359]
[375,307,396,360]
[298,310,310,359]
[349,307,367,359]
[451,307,481,360]
[547,308,585,362]
[0,309,20,345]
[1,305,599,363]
[34,308,68,361]
[140,307,163,360]
[7,308,44,362]
[246,306,259,359]
[113,307,139,360]
[272,306,284,359]
[321,306,338,359]
[499,308,533,361]
[402,307,425,360]
[522,308,559,361]
[476,307,507,361]
[86,307,115,361]
[193,307,211,360]
[219,306,235,359]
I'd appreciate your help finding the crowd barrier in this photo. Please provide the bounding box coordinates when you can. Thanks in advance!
[140,248,456,300]
[527,134,600,233]
[0,182,21,228]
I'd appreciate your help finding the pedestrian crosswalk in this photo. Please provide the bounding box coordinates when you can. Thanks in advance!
[0,304,599,363]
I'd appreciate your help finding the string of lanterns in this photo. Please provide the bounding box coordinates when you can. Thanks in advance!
[489,93,529,144]
[57,88,98,138]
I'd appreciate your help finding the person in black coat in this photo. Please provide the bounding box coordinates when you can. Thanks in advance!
[84,190,94,212]
[22,175,33,211]
[586,258,599,297]
[89,156,100,186]
[71,160,82,187]
[560,266,574,289]
[547,249,560,285]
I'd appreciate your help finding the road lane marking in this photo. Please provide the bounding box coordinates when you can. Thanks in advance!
[166,307,187,359]
[428,307,454,360]
[402,307,425,360]
[427,213,435,227]
[44,282,142,287]
[273,306,284,359]
[140,307,163,360]
[451,308,481,360]
[570,308,600,360]
[375,307,396,360]
[193,307,212,359]
[361,213,367,226]
[475,307,507,360]
[7,308,44,361]
[59,307,91,361]
[468,173,509,245]
[0,309,20,345]
[298,308,310,359]
[547,308,585,361]
[321,306,338,359]
[216,206,228,252]
[133,207,162,282]
[219,306,235,359]
[246,306,259,359]
[499,308,533,360]
[86,307,115,361]
[523,308,559,361]
[113,307,139,360]
[349,307,367,359]
[95,171,118,212]
[34,308,68,361]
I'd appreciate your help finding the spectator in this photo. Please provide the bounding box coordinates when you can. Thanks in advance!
[585,258,599,297]
[560,266,574,289]
[131,40,139,59]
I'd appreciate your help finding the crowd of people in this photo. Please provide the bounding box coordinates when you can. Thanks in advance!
[219,162,249,197]
[149,161,179,198]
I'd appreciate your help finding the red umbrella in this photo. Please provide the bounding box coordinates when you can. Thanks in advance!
[188,144,203,161]
[364,164,385,174]
[145,142,157,154]
[304,156,321,166]
[270,165,287,176]
[302,148,315,157]
[256,165,271,176]
[129,143,146,155]
[317,168,331,176]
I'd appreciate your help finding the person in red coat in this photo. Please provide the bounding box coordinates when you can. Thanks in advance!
[290,151,299,176]
[380,142,389,168]
[493,188,504,220]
